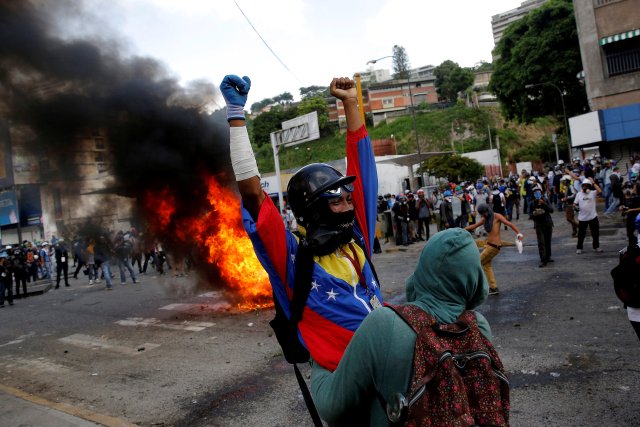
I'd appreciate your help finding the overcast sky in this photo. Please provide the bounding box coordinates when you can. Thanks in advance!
[76,0,525,105]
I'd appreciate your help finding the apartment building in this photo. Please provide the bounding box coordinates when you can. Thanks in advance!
[0,123,134,244]
[569,0,640,168]
[491,0,548,54]
[330,69,438,128]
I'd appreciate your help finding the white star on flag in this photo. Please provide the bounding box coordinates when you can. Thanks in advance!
[371,279,378,288]
[311,280,320,292]
[326,288,338,301]
[290,253,296,263]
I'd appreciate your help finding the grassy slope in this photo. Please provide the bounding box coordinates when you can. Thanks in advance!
[254,105,561,174]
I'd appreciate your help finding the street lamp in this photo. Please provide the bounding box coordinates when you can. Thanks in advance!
[368,55,422,189]
[525,82,572,160]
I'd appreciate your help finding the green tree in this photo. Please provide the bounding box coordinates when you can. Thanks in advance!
[422,155,484,182]
[434,60,474,102]
[272,92,294,105]
[300,85,329,99]
[474,61,493,72]
[250,98,273,114]
[250,105,299,147]
[392,45,410,79]
[489,0,588,122]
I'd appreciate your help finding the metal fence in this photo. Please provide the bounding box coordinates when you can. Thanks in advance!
[606,47,640,76]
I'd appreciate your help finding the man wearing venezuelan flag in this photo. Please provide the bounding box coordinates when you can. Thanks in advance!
[221,75,381,372]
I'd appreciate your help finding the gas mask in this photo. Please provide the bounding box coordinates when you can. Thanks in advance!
[582,186,591,194]
[305,204,355,256]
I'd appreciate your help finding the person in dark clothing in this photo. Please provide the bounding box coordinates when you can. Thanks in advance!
[12,247,28,298]
[54,240,70,288]
[72,238,86,279]
[529,185,554,267]
[440,190,455,229]
[553,169,563,210]
[0,257,14,307]
[622,182,640,247]
[416,189,431,241]
[505,179,519,221]
[392,195,410,246]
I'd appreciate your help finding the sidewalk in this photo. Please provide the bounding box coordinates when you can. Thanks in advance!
[0,387,100,427]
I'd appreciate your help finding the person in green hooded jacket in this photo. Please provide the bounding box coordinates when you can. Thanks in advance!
[311,228,491,426]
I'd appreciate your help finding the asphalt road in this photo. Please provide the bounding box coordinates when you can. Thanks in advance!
[0,207,638,427]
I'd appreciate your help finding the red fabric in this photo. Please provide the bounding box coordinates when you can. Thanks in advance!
[298,307,355,372]
[255,194,289,295]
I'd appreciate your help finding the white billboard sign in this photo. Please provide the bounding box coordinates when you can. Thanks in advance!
[270,111,320,148]
[569,111,602,147]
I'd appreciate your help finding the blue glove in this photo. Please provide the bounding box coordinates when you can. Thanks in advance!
[220,75,251,121]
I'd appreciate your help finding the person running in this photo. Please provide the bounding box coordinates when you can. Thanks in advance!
[465,204,523,295]
[220,74,381,371]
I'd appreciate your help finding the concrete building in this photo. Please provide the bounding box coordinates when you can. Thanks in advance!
[366,76,438,126]
[569,0,640,172]
[0,121,134,245]
[491,0,548,49]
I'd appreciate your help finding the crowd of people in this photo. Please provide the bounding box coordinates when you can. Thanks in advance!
[0,228,185,307]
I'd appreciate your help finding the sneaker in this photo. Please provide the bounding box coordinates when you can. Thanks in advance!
[121,282,126,285]
[489,288,500,296]
[89,280,93,285]
[576,249,582,254]
[106,287,113,291]
[594,248,603,252]
[8,302,13,306]
[538,262,546,268]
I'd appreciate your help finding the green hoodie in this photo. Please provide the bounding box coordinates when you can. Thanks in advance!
[311,228,491,426]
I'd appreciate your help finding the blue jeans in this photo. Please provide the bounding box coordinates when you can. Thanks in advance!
[118,258,137,283]
[100,261,113,288]
[605,197,620,214]
[603,183,612,210]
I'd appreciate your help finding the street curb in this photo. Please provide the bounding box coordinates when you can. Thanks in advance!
[0,383,138,427]
[26,281,53,297]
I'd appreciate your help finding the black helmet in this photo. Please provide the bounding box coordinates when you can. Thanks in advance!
[287,163,355,227]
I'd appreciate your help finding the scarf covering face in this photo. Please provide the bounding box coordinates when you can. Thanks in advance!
[405,228,489,324]
[477,203,494,233]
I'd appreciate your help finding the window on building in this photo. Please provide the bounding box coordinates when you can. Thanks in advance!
[94,137,105,150]
[604,37,640,77]
[95,152,105,163]
[382,98,394,108]
[97,163,108,173]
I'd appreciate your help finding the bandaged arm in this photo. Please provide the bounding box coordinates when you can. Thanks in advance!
[229,120,265,218]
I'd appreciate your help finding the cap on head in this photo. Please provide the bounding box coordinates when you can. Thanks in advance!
[286,163,355,226]
[443,190,452,197]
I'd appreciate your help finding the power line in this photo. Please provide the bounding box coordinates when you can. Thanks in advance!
[233,0,303,85]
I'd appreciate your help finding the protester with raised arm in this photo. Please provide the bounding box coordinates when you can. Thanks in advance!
[221,75,381,371]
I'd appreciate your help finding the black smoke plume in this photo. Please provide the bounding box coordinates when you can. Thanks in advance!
[0,1,239,286]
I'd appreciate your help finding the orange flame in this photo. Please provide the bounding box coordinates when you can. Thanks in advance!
[143,175,272,310]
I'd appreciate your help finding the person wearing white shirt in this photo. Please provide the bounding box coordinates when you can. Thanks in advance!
[572,177,603,254]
